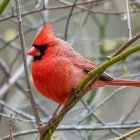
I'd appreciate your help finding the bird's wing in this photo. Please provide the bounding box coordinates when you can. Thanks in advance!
[73,58,113,81]
[63,44,113,81]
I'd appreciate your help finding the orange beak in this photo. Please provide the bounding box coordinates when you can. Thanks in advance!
[27,47,41,56]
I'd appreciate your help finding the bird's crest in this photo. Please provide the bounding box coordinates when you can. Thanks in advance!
[32,24,58,46]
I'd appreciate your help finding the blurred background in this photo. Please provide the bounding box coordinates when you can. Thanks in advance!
[1,0,140,140]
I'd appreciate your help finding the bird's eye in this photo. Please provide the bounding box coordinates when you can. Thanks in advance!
[34,45,48,53]
[33,45,49,61]
[41,46,48,51]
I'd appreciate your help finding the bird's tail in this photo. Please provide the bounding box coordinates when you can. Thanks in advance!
[105,78,140,87]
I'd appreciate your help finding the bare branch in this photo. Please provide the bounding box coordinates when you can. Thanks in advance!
[14,0,42,130]
[124,0,132,39]
[1,0,140,23]
[0,100,34,119]
[0,57,32,98]
[112,33,140,57]
[2,129,38,140]
[9,113,14,140]
[35,0,42,8]
[64,0,78,40]
[3,124,140,140]
[110,127,140,140]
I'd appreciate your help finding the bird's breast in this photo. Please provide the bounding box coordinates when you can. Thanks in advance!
[31,58,85,104]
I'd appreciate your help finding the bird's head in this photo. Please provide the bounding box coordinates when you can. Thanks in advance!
[27,24,58,61]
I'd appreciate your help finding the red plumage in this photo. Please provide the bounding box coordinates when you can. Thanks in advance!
[27,24,140,104]
[33,24,58,46]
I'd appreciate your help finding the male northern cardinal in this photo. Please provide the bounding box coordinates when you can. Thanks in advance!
[27,24,140,104]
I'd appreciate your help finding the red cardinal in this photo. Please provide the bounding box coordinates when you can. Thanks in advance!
[27,24,140,104]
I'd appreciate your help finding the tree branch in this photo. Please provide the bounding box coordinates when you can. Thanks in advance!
[9,113,14,140]
[0,0,10,15]
[124,0,132,39]
[64,0,78,40]
[15,0,42,131]
[112,33,140,57]
[110,127,140,140]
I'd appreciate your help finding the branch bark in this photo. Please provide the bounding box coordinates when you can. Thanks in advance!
[110,127,140,140]
[15,0,42,131]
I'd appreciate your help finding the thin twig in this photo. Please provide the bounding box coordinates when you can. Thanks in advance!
[3,124,140,140]
[110,127,140,140]
[0,58,26,94]
[112,33,140,57]
[93,87,126,112]
[0,57,32,98]
[9,113,14,140]
[1,0,140,23]
[59,124,140,131]
[79,99,121,137]
[14,0,42,130]
[119,95,140,124]
[64,0,78,40]
[124,0,132,39]
[0,100,34,119]
[0,23,43,51]
[0,112,51,123]
[2,129,38,140]
[35,0,41,8]
[82,3,93,26]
